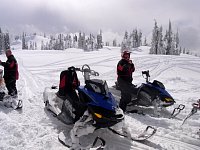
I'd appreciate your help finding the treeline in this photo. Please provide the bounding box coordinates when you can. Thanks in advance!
[150,20,180,55]
[0,20,199,56]
[22,31,103,51]
[120,20,184,56]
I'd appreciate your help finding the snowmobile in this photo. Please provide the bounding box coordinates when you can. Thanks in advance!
[111,70,184,117]
[43,64,156,149]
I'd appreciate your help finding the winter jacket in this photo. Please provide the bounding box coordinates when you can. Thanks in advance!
[117,59,135,83]
[1,55,19,81]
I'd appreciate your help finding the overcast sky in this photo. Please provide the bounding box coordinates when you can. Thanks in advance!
[0,0,199,52]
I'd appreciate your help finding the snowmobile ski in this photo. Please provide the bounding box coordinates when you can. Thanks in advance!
[182,99,200,125]
[58,131,106,150]
[182,106,198,125]
[108,125,157,141]
[169,104,185,119]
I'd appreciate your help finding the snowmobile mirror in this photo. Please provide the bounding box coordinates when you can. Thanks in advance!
[90,70,99,76]
[68,66,76,72]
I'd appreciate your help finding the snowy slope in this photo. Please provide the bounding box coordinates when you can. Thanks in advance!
[0,46,200,150]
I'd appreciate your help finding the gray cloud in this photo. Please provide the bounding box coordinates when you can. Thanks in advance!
[0,0,200,52]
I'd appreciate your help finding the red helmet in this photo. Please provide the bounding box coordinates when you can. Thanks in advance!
[121,50,131,60]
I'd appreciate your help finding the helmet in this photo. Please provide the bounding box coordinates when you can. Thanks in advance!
[121,50,131,60]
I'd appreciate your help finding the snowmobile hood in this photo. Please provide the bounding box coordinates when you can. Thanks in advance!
[145,82,173,99]
[78,86,124,128]
[78,86,118,111]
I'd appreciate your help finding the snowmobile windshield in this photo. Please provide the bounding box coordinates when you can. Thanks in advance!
[152,80,165,89]
[85,79,109,96]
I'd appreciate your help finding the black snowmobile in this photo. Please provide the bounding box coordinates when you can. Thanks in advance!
[43,65,156,149]
[111,70,184,117]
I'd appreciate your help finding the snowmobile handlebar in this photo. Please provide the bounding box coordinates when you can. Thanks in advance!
[142,70,150,82]
[74,64,99,81]
[142,70,150,77]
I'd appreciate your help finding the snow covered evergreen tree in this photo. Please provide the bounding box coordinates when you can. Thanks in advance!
[113,39,117,47]
[164,20,173,55]
[73,34,78,48]
[87,34,95,51]
[22,32,28,49]
[97,30,103,49]
[174,30,180,55]
[121,31,130,51]
[4,33,10,49]
[0,28,4,54]
[57,34,64,50]
[151,20,180,55]
[0,29,10,54]
[78,32,86,50]
[143,37,148,46]
[150,20,159,54]
[157,26,165,54]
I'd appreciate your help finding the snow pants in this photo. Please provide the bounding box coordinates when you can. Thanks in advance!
[5,79,17,96]
[117,78,138,112]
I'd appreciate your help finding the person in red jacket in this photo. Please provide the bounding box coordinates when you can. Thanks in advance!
[0,49,19,97]
[117,50,138,112]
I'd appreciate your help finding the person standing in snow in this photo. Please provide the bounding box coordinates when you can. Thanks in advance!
[117,50,138,112]
[0,49,19,97]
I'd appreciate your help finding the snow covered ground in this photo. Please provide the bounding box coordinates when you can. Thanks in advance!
[0,46,200,150]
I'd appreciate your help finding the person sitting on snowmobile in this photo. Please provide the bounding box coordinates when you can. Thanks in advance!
[117,49,138,112]
[57,66,85,122]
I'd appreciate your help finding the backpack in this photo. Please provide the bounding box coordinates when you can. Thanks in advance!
[58,67,80,97]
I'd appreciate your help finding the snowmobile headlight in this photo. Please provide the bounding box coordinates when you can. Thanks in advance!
[165,98,173,102]
[94,113,102,118]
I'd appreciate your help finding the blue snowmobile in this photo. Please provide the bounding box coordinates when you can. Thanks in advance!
[43,65,156,149]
